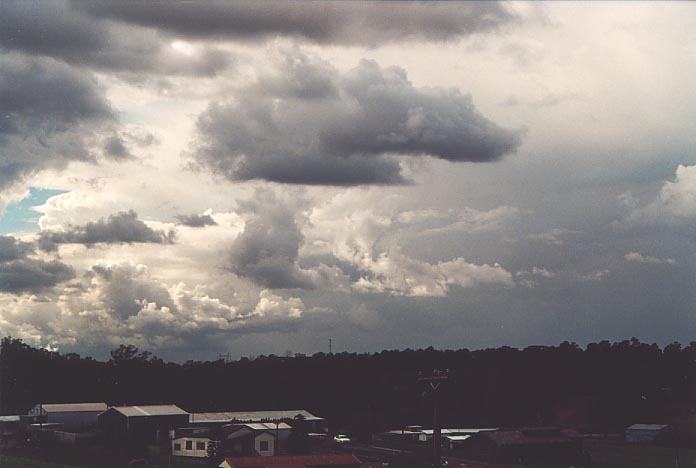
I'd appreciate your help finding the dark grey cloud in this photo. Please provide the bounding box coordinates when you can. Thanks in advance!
[0,0,232,76]
[0,235,74,293]
[229,195,314,289]
[193,55,523,186]
[102,135,132,160]
[175,213,217,227]
[0,53,115,190]
[38,210,175,251]
[74,0,517,46]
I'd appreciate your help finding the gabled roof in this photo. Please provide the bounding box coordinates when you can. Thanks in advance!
[193,410,323,424]
[40,403,107,413]
[221,454,361,468]
[108,405,188,417]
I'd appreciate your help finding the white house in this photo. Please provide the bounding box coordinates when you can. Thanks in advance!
[172,435,211,458]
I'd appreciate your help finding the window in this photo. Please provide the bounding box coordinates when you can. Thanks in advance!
[174,443,181,451]
[196,441,206,450]
[260,440,269,451]
[186,440,192,450]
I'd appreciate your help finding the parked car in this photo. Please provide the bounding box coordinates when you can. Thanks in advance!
[333,434,351,443]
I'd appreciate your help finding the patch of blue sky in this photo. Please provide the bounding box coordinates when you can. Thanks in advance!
[0,187,67,235]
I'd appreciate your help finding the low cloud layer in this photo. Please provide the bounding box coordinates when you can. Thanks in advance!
[193,53,522,185]
[38,210,175,251]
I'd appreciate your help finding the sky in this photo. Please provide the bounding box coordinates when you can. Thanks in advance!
[0,1,694,361]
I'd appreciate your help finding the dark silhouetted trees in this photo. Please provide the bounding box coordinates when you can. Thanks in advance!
[1,336,695,439]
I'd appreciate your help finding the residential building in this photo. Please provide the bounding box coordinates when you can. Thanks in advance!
[223,425,276,457]
[172,428,213,458]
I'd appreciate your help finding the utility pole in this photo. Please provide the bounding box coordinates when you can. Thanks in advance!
[329,338,332,355]
[418,369,449,467]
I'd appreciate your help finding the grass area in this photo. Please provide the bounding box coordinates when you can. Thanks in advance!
[584,439,696,468]
[0,454,83,468]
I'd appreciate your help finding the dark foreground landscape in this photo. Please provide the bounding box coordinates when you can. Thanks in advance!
[1,337,695,467]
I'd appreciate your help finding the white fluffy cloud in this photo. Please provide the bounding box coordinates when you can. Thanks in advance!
[625,252,677,266]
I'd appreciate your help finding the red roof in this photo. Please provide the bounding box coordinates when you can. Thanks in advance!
[222,454,361,468]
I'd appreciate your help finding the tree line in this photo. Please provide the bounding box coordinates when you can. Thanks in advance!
[1,337,695,442]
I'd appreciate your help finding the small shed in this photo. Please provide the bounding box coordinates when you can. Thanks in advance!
[625,424,671,444]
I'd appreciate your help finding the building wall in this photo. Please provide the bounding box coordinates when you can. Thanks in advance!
[626,429,669,444]
[172,437,209,458]
[254,432,275,456]
[46,411,101,431]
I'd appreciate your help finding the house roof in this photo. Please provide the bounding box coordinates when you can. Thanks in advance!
[109,405,188,417]
[193,410,323,424]
[221,454,361,468]
[40,403,107,413]
[627,424,670,431]
[480,428,581,447]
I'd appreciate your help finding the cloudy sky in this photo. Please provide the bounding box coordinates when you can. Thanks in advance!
[0,1,694,361]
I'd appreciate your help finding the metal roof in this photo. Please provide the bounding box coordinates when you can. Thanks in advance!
[190,409,322,424]
[40,403,107,413]
[627,424,670,431]
[110,405,188,417]
[0,415,21,422]
[445,435,471,441]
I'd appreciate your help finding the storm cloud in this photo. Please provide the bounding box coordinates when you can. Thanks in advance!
[74,0,517,46]
[0,1,233,76]
[38,210,175,251]
[228,195,315,289]
[0,236,74,293]
[193,54,523,185]
[0,53,115,190]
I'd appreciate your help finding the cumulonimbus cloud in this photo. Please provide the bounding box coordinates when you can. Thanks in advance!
[192,53,523,186]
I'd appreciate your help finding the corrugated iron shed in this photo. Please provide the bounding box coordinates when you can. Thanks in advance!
[40,403,107,413]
